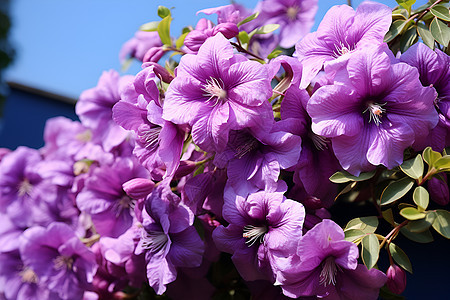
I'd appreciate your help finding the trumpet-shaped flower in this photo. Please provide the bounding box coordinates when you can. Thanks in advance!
[163,33,273,152]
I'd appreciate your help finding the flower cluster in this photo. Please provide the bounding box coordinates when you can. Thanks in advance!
[1,0,450,299]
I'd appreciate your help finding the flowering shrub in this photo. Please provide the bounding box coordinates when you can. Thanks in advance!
[1,0,450,299]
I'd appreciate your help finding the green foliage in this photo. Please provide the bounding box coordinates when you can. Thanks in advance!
[237,12,260,27]
[176,32,189,49]
[401,227,434,243]
[238,31,250,45]
[434,155,450,171]
[400,207,426,220]
[329,170,376,183]
[431,210,450,239]
[345,216,379,233]
[361,234,380,269]
[400,154,423,180]
[157,6,171,19]
[267,49,283,59]
[423,146,442,167]
[430,17,450,46]
[412,186,429,211]
[396,0,416,10]
[344,229,366,242]
[400,25,418,52]
[157,16,172,46]
[389,243,413,274]
[140,21,160,32]
[385,19,411,43]
[430,5,450,22]
[417,22,435,48]
[380,177,414,206]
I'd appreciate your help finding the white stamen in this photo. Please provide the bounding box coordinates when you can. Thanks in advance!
[319,257,338,287]
[309,132,329,151]
[53,255,74,270]
[18,179,33,196]
[243,225,268,247]
[20,268,39,284]
[141,230,169,253]
[286,6,299,20]
[234,137,260,159]
[363,102,386,126]
[332,41,353,58]
[141,127,162,150]
[202,77,227,106]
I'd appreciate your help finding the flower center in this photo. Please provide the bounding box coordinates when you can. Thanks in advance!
[20,267,39,284]
[202,77,227,106]
[141,230,169,253]
[333,41,354,58]
[243,225,268,247]
[233,135,260,159]
[139,126,162,151]
[319,257,338,287]
[286,6,299,20]
[53,255,74,270]
[18,178,33,196]
[364,102,386,126]
[308,132,329,151]
[76,129,93,142]
[112,194,134,217]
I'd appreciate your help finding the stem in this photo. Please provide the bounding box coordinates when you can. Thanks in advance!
[415,0,444,22]
[379,220,408,249]
[230,42,265,61]
[347,0,352,7]
[418,168,436,186]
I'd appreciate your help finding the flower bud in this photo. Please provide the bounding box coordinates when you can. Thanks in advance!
[142,62,174,83]
[428,174,449,206]
[213,22,239,39]
[122,178,155,200]
[386,264,406,294]
[184,30,209,52]
[143,46,166,63]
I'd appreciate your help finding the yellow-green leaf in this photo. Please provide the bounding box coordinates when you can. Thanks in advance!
[400,207,426,220]
[400,154,423,180]
[345,216,378,233]
[380,177,415,206]
[434,155,450,171]
[413,186,429,211]
[140,21,160,32]
[389,243,413,274]
[382,209,396,226]
[329,170,376,183]
[396,0,416,10]
[254,24,280,35]
[176,32,189,49]
[157,15,172,46]
[237,12,260,27]
[157,6,171,18]
[423,146,442,167]
[344,229,366,242]
[362,234,380,269]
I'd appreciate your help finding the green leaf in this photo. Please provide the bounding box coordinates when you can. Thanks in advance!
[430,5,450,22]
[380,177,415,206]
[401,227,434,243]
[400,154,423,180]
[254,24,280,35]
[434,155,450,171]
[417,22,435,49]
[362,234,380,269]
[413,186,429,211]
[238,31,249,45]
[176,32,189,49]
[400,25,418,52]
[157,6,171,18]
[329,170,376,183]
[120,57,134,72]
[406,217,433,232]
[237,12,260,27]
[432,209,450,239]
[345,216,379,233]
[139,21,160,32]
[334,181,357,201]
[392,8,409,19]
[389,243,413,274]
[423,146,442,167]
[193,164,205,177]
[430,17,450,46]
[396,0,416,10]
[382,209,396,226]
[344,229,366,242]
[385,20,410,43]
[400,207,426,220]
[267,49,283,59]
[157,15,172,46]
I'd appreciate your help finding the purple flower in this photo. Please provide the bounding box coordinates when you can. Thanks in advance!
[213,185,305,282]
[113,65,186,180]
[308,45,438,175]
[295,1,392,88]
[76,157,149,237]
[119,30,162,63]
[197,4,252,25]
[214,120,302,194]
[76,70,130,152]
[256,0,318,48]
[163,33,273,152]
[135,183,204,295]
[386,264,406,295]
[19,222,97,300]
[277,219,386,299]
[400,42,450,152]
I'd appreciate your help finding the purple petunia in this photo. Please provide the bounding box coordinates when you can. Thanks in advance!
[295,1,392,88]
[163,33,273,152]
[308,44,438,175]
[277,219,387,299]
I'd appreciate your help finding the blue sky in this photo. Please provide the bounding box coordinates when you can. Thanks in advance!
[5,0,401,99]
